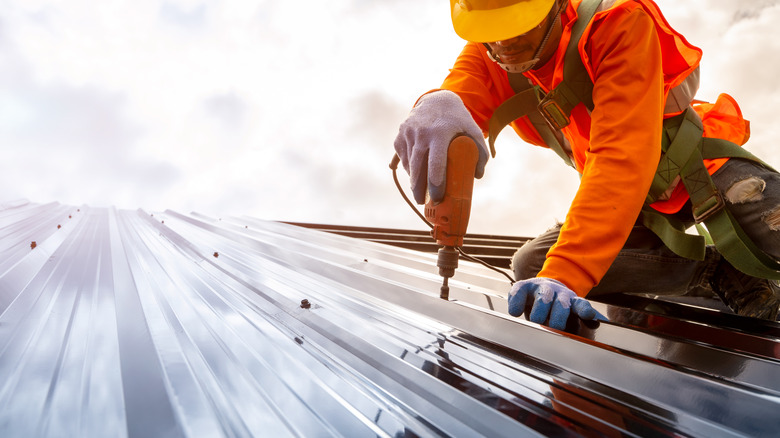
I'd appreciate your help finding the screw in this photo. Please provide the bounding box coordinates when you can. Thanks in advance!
[213,252,219,258]
[57,225,61,229]
[300,299,311,309]
[30,241,37,250]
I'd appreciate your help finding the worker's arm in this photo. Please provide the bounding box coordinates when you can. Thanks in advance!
[395,40,553,204]
[538,5,665,296]
[440,43,548,147]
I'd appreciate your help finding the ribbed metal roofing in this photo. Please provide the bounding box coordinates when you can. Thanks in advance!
[1,201,779,437]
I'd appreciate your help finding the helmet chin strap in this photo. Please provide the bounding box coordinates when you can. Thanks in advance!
[486,49,540,73]
[484,0,566,74]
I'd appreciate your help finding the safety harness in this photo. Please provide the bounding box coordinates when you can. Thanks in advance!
[487,0,780,279]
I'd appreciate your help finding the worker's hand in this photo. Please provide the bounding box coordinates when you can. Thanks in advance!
[394,90,489,204]
[507,277,608,331]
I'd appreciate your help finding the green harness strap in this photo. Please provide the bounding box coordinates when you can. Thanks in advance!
[487,0,602,167]
[498,77,576,168]
[486,0,780,279]
[638,109,712,260]
[649,109,780,279]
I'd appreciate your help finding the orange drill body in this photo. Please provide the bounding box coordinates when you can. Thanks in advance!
[424,136,479,299]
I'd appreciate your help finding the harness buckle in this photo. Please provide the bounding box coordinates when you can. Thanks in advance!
[538,94,571,131]
[693,191,725,224]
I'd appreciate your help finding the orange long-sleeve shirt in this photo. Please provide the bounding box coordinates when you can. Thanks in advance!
[440,0,747,296]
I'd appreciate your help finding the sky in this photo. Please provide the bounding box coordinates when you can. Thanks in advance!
[2,0,780,237]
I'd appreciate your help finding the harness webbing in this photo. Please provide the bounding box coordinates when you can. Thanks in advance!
[487,0,601,164]
[485,0,780,279]
[493,78,576,168]
[663,110,780,278]
[538,0,598,124]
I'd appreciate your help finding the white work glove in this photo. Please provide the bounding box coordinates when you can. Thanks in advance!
[507,277,608,331]
[393,90,490,204]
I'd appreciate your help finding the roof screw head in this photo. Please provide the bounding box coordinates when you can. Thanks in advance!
[30,241,37,250]
[300,299,311,309]
[57,225,61,229]
[213,252,219,258]
[69,215,72,219]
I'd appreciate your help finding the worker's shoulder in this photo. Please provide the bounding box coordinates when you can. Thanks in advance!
[585,0,658,48]
[591,0,656,27]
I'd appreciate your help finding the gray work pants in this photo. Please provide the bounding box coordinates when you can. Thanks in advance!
[511,159,780,296]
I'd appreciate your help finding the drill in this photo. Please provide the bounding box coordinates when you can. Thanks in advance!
[424,135,479,300]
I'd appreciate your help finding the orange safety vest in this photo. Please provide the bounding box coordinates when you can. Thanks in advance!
[511,0,751,213]
[440,0,752,295]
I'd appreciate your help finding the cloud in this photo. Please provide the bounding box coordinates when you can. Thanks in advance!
[159,1,207,29]
[0,80,183,207]
[727,1,780,23]
[2,0,780,241]
[0,30,181,208]
[347,90,410,149]
[202,92,248,130]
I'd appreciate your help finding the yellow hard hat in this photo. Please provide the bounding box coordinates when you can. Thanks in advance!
[450,0,556,43]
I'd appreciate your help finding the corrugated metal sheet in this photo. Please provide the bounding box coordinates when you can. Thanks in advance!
[1,201,779,437]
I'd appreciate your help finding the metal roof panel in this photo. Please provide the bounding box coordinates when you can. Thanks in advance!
[1,202,778,437]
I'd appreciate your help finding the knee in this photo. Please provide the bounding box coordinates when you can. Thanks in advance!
[720,173,780,259]
[763,206,780,260]
[765,206,780,232]
[510,242,546,281]
[723,176,766,204]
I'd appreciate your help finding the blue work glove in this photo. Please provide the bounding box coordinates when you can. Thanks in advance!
[393,90,489,204]
[507,277,608,331]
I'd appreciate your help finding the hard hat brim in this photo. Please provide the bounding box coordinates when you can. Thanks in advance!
[451,0,556,43]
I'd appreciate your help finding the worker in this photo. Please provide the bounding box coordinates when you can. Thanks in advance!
[394,0,780,330]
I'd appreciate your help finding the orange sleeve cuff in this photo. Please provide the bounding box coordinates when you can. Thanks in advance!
[538,257,596,297]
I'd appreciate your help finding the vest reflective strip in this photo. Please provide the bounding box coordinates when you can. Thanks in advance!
[665,66,700,114]
[597,0,616,12]
[594,0,700,115]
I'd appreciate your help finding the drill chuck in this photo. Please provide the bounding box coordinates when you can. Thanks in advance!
[437,246,460,278]
[437,246,459,300]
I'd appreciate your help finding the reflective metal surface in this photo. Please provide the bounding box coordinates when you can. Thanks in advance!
[1,201,779,437]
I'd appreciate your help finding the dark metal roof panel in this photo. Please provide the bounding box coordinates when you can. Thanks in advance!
[1,202,779,437]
